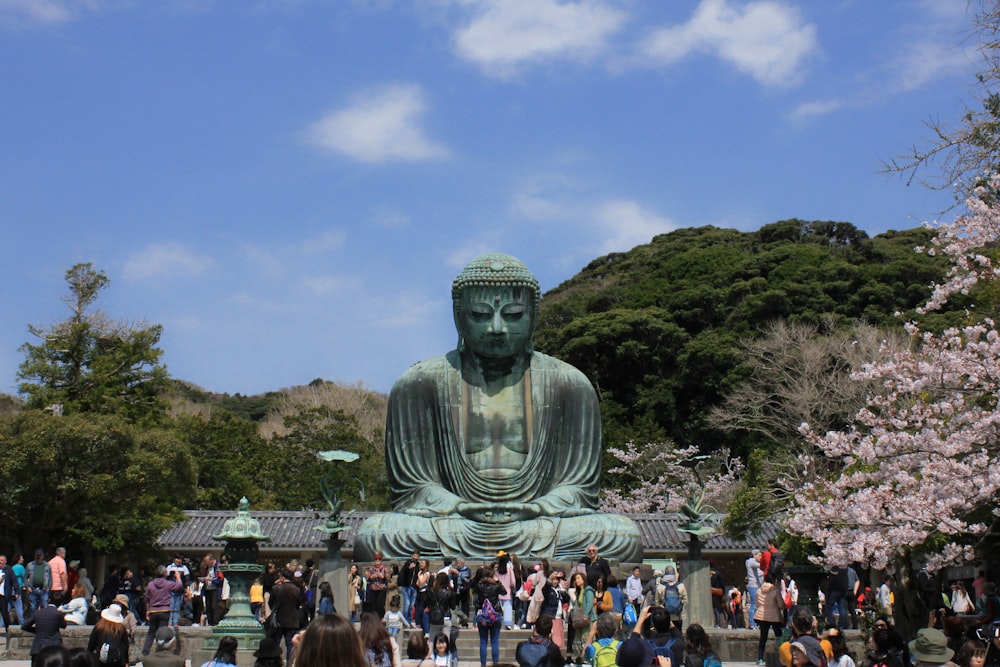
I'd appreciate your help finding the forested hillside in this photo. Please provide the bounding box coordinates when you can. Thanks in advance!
[533,219,957,453]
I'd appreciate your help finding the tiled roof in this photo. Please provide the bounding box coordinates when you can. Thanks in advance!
[158,510,778,556]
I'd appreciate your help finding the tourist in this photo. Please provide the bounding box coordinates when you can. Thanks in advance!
[582,545,611,589]
[427,573,455,640]
[709,562,726,629]
[594,576,613,619]
[583,613,620,667]
[253,636,284,667]
[76,567,94,605]
[791,639,827,667]
[910,628,961,667]
[359,611,395,667]
[200,554,222,627]
[26,550,52,614]
[201,635,238,667]
[617,605,670,667]
[451,557,473,626]
[474,565,504,667]
[294,613,367,667]
[496,552,517,630]
[116,567,140,625]
[165,555,190,628]
[348,564,363,623]
[662,567,687,633]
[746,551,763,630]
[568,571,595,662]
[11,553,26,624]
[67,646,96,667]
[112,595,138,644]
[22,590,66,660]
[268,568,304,663]
[524,560,549,629]
[142,566,185,656]
[954,638,987,667]
[251,577,265,621]
[57,584,89,625]
[416,559,432,632]
[953,582,976,615]
[385,594,408,638]
[401,632,433,667]
[625,567,644,610]
[142,626,184,667]
[648,605,685,667]
[33,645,71,667]
[318,581,336,616]
[515,614,562,667]
[683,624,721,667]
[87,604,129,667]
[826,629,855,667]
[0,554,18,630]
[754,572,786,666]
[49,548,68,603]
[779,609,832,667]
[365,554,390,619]
[398,552,421,628]
[432,632,456,667]
[983,624,1000,667]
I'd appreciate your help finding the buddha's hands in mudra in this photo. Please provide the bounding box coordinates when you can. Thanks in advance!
[455,501,543,523]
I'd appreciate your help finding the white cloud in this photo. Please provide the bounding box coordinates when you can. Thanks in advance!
[303,83,450,163]
[593,199,677,254]
[885,39,972,94]
[452,0,627,77]
[122,242,213,280]
[788,98,844,123]
[0,0,95,26]
[641,0,817,87]
[301,274,349,297]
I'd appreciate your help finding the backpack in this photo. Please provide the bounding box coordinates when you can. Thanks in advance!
[663,582,682,615]
[477,598,499,627]
[517,639,551,667]
[649,637,675,664]
[770,551,786,578]
[703,652,722,667]
[593,639,621,667]
[98,636,123,665]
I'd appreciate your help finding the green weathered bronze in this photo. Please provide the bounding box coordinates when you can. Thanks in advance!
[206,497,268,648]
[353,253,642,561]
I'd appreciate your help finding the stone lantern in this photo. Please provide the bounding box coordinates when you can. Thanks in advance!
[206,497,270,649]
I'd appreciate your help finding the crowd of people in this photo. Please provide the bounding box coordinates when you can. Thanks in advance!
[5,543,1000,667]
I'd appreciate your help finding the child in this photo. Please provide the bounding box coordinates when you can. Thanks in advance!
[432,632,456,667]
[384,595,408,635]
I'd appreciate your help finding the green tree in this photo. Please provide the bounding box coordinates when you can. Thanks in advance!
[0,411,194,556]
[18,263,168,423]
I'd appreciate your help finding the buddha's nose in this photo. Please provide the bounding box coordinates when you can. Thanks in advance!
[488,310,506,333]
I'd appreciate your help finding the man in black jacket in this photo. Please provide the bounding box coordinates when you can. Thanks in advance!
[268,570,302,663]
[22,591,66,660]
[399,551,420,625]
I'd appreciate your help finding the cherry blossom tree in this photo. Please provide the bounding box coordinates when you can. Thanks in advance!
[600,440,742,515]
[787,175,1000,570]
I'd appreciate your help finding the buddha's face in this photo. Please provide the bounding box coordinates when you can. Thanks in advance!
[457,286,534,360]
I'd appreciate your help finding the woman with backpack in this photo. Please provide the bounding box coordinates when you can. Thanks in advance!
[427,573,456,640]
[755,573,787,666]
[87,604,130,667]
[684,623,722,667]
[474,565,504,667]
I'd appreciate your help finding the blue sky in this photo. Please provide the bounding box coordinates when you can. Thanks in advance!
[0,0,979,396]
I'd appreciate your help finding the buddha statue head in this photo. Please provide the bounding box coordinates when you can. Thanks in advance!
[452,253,541,362]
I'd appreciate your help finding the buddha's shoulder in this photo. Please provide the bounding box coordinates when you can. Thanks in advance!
[530,352,593,385]
[392,352,460,385]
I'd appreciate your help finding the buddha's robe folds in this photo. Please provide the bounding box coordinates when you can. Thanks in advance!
[352,350,643,561]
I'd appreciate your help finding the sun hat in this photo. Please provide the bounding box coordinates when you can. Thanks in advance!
[497,550,507,557]
[617,635,655,667]
[254,637,282,659]
[101,604,125,624]
[113,594,130,609]
[909,628,955,664]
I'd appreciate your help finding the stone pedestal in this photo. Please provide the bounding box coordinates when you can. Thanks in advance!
[681,560,713,628]
[319,535,350,619]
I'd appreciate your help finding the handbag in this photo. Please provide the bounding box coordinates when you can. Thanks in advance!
[571,608,589,629]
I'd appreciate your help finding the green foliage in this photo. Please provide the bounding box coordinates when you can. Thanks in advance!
[0,410,194,556]
[535,222,957,453]
[17,263,168,424]
[257,406,390,511]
